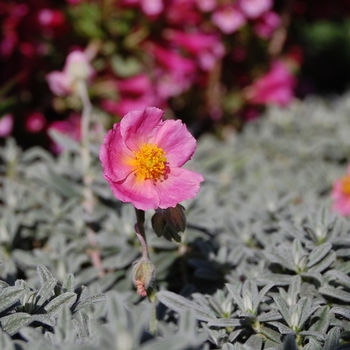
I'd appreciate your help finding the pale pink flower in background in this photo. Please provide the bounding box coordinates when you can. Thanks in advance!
[99,107,204,211]
[46,50,94,96]
[196,0,217,12]
[37,9,65,28]
[0,114,14,137]
[141,0,164,16]
[121,0,163,16]
[244,60,296,106]
[25,112,46,133]
[254,11,281,39]
[211,5,246,34]
[331,165,350,216]
[238,0,272,19]
[47,113,81,153]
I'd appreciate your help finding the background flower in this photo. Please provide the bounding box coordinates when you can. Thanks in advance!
[331,165,350,216]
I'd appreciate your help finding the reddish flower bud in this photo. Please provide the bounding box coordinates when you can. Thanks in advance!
[132,259,155,297]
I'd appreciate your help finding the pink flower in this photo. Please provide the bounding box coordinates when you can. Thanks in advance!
[165,30,225,71]
[25,112,46,133]
[244,60,296,107]
[46,50,94,96]
[141,0,164,16]
[196,0,217,12]
[254,11,281,39]
[47,113,81,153]
[121,0,163,16]
[38,9,65,28]
[116,74,152,95]
[211,5,246,34]
[331,166,350,216]
[0,114,14,137]
[99,107,204,210]
[238,0,272,19]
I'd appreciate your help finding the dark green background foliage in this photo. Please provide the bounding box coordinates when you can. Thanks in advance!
[2,94,350,349]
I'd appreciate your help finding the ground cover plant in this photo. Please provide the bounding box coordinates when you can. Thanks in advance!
[2,92,350,349]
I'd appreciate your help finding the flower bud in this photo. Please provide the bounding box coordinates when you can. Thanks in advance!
[132,259,155,297]
[151,204,186,243]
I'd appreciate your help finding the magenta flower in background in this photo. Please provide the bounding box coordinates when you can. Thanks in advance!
[238,0,272,19]
[244,60,296,107]
[25,112,46,133]
[211,5,246,34]
[0,114,14,137]
[100,107,204,211]
[116,74,152,95]
[331,166,350,216]
[46,50,94,96]
[165,30,225,71]
[254,11,281,39]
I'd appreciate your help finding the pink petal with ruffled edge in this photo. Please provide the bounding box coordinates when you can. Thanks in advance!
[152,119,196,167]
[100,123,135,182]
[154,167,204,209]
[108,173,161,210]
[121,107,164,151]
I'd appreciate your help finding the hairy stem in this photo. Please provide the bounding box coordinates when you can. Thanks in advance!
[78,80,104,277]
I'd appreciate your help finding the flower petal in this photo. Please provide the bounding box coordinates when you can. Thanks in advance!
[121,107,165,151]
[154,167,204,209]
[99,123,135,182]
[107,174,160,210]
[152,119,197,167]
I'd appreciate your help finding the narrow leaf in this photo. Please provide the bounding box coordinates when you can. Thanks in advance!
[44,292,76,316]
[0,286,25,313]
[0,313,32,336]
[157,291,216,322]
[37,265,54,286]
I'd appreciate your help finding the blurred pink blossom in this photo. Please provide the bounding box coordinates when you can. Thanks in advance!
[38,9,65,28]
[121,0,163,16]
[244,60,296,107]
[254,11,281,39]
[101,94,158,117]
[165,30,225,71]
[211,5,246,34]
[331,165,350,216]
[0,114,14,137]
[165,0,201,26]
[46,50,94,96]
[47,113,81,153]
[238,0,272,19]
[116,74,152,95]
[195,0,217,12]
[25,112,46,133]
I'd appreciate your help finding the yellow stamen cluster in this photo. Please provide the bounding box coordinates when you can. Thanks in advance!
[132,144,167,181]
[341,175,350,196]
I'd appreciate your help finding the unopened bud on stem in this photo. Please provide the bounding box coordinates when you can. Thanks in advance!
[132,258,155,297]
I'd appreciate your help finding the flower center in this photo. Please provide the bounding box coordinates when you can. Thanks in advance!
[133,144,167,181]
[341,175,350,196]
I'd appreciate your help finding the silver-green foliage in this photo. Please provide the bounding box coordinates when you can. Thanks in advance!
[3,94,350,348]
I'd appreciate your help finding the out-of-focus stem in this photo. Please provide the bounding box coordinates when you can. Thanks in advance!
[77,80,104,277]
[268,0,295,57]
